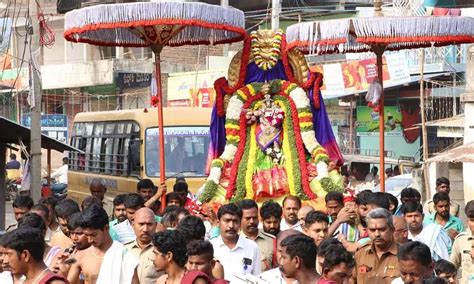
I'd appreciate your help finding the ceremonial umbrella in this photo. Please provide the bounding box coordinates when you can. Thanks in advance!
[286,15,474,191]
[64,1,245,207]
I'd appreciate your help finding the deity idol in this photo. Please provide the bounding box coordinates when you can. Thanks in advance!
[199,30,344,207]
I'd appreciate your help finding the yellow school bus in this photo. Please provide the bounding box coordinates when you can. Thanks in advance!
[68,107,212,202]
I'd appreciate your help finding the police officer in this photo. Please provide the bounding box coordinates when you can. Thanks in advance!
[450,200,474,282]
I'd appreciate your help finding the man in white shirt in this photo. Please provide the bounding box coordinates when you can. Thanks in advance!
[211,203,261,282]
[403,202,451,261]
[112,193,144,243]
[51,157,68,194]
[280,196,303,232]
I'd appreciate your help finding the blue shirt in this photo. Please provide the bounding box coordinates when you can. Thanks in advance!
[424,213,464,233]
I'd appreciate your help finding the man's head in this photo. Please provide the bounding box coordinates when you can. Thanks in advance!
[176,215,206,244]
[324,192,344,221]
[366,192,390,212]
[137,179,156,202]
[434,259,457,284]
[55,199,81,236]
[321,245,355,284]
[62,157,68,165]
[433,192,450,219]
[398,241,433,284]
[366,208,394,249]
[276,230,303,261]
[465,200,474,234]
[30,204,50,226]
[400,188,421,205]
[393,216,409,244]
[12,196,34,222]
[316,238,342,274]
[279,234,317,279]
[260,201,282,236]
[132,208,157,246]
[1,227,44,275]
[81,196,103,211]
[386,193,398,215]
[356,190,372,224]
[89,179,107,201]
[152,230,188,272]
[282,196,302,226]
[435,177,450,194]
[79,204,110,248]
[9,153,16,160]
[303,211,329,246]
[18,213,47,238]
[217,203,242,242]
[297,206,314,228]
[161,206,190,229]
[124,193,145,222]
[403,202,424,233]
[173,182,189,203]
[38,196,59,227]
[67,212,90,250]
[112,194,127,223]
[186,240,216,276]
[238,199,259,237]
[166,192,183,207]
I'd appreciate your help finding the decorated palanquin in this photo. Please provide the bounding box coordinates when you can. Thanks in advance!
[198,30,344,209]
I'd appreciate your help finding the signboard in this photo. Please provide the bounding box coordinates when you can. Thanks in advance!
[21,114,68,143]
[167,70,226,107]
[356,106,403,136]
[0,68,28,90]
[116,72,152,90]
[310,51,411,98]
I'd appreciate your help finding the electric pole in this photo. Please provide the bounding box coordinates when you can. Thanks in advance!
[29,0,43,202]
[272,0,281,30]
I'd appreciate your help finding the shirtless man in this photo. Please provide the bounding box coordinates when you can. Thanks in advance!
[51,199,81,249]
[67,205,138,284]
[153,230,187,284]
[1,227,67,284]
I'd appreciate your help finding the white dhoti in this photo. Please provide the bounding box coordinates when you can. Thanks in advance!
[96,241,139,284]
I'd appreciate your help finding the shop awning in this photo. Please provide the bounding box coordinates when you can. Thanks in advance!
[0,116,81,153]
[427,142,474,163]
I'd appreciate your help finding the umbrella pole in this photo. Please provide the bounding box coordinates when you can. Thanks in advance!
[375,48,385,192]
[153,49,167,212]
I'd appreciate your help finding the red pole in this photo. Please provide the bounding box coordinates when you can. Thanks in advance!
[154,52,167,211]
[375,49,385,192]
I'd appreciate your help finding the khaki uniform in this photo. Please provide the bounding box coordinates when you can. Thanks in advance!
[124,240,163,284]
[423,199,460,217]
[353,240,400,284]
[241,230,276,272]
[450,231,474,283]
[103,196,114,219]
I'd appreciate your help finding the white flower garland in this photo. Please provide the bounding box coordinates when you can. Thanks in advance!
[208,167,222,184]
[288,86,322,155]
[220,144,238,162]
[226,96,244,120]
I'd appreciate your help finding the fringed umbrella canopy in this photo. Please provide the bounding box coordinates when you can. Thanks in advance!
[286,16,474,55]
[64,1,246,48]
[286,15,474,192]
[63,1,246,212]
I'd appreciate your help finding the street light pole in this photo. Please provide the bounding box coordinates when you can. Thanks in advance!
[29,0,43,202]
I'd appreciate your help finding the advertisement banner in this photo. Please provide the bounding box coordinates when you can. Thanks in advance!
[167,70,226,107]
[310,51,410,98]
[356,106,403,136]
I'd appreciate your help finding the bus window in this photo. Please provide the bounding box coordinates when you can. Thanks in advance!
[69,120,140,177]
[145,126,210,178]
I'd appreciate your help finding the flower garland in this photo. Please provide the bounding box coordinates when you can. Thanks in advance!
[244,123,258,199]
[198,158,225,203]
[251,29,283,71]
[201,79,327,202]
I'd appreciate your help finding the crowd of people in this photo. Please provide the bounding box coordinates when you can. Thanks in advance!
[0,176,472,283]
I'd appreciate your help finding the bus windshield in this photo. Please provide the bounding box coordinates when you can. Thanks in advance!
[145,126,210,178]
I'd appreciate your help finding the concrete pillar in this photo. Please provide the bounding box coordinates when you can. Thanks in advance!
[461,45,474,203]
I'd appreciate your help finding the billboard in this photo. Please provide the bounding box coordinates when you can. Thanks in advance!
[356,106,403,136]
